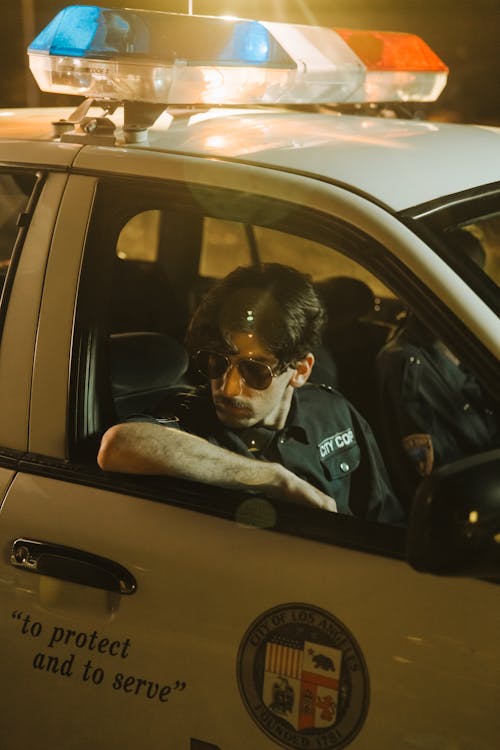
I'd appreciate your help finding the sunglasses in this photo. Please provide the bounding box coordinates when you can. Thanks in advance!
[195,350,288,391]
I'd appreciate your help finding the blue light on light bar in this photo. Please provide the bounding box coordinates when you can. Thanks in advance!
[28,5,363,105]
[29,6,113,57]
[28,5,289,67]
[29,5,124,57]
[227,21,271,64]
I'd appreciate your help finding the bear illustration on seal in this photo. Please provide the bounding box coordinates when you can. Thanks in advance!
[312,652,336,672]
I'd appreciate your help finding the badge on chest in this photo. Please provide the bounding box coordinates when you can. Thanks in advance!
[318,428,354,459]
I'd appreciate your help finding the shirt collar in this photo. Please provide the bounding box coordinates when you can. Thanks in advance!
[205,383,309,443]
[282,389,310,443]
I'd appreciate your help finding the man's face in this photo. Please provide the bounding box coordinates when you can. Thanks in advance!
[210,332,297,430]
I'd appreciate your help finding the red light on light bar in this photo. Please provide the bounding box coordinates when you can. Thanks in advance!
[335,29,449,72]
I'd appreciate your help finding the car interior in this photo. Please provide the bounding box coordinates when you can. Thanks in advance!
[104,209,406,445]
[72,197,498,522]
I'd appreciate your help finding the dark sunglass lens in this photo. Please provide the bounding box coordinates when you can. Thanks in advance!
[197,351,228,379]
[239,360,272,390]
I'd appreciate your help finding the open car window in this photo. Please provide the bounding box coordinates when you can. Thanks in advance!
[415,192,500,317]
[72,178,499,533]
[0,171,40,304]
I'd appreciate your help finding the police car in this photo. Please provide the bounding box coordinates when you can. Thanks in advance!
[0,5,499,749]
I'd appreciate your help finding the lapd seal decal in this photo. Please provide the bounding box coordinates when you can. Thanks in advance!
[237,603,369,750]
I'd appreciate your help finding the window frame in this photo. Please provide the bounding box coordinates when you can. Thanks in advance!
[402,186,500,316]
[0,169,45,341]
[68,174,497,555]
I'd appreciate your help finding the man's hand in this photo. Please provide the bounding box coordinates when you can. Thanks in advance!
[268,464,337,512]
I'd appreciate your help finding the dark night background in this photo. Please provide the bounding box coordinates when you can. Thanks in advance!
[2,0,499,123]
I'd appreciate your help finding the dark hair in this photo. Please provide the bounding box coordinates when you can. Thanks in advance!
[186,263,326,365]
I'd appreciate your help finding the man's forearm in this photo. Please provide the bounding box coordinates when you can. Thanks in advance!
[97,422,336,511]
[98,422,282,493]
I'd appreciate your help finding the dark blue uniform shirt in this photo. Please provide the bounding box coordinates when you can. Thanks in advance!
[376,329,499,505]
[144,383,404,525]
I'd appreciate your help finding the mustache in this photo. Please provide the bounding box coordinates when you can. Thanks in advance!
[214,396,251,410]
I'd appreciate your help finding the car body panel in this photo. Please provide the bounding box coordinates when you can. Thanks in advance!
[145,111,500,211]
[0,173,68,451]
[0,107,77,140]
[2,107,500,211]
[0,136,81,166]
[29,175,97,458]
[0,467,15,504]
[0,471,499,749]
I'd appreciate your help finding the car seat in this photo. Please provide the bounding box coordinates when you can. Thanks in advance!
[316,276,393,428]
[110,331,189,419]
[110,257,189,339]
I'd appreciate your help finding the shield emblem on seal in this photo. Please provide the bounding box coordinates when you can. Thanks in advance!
[262,639,342,731]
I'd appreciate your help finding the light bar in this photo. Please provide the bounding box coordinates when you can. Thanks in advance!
[28,5,448,107]
[335,28,449,102]
[28,5,364,105]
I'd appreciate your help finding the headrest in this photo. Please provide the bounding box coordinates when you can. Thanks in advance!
[110,331,189,417]
[316,276,374,326]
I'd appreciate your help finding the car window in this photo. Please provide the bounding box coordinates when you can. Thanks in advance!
[74,178,499,530]
[0,171,39,304]
[201,218,394,296]
[116,210,161,263]
[446,214,500,290]
[416,193,500,317]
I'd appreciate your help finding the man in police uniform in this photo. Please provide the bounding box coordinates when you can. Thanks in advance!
[376,312,499,507]
[98,264,403,524]
[376,232,499,508]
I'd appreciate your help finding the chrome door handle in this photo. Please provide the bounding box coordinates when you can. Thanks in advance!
[10,539,137,595]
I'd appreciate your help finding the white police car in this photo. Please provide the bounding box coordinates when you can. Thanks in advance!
[0,5,499,749]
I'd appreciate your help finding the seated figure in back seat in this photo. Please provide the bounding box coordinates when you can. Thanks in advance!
[375,231,500,509]
[375,313,499,508]
[99,263,404,524]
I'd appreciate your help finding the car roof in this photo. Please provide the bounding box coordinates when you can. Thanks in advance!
[1,106,499,212]
[145,109,500,212]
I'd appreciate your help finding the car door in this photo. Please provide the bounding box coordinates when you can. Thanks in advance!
[0,157,498,750]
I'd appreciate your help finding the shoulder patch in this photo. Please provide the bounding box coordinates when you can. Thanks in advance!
[237,603,369,750]
[402,433,434,476]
